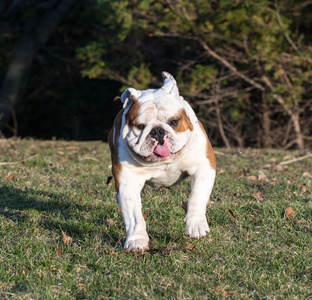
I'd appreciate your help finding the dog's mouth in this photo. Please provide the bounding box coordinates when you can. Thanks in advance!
[127,135,185,163]
[153,144,171,157]
[144,151,175,162]
[142,144,185,162]
[127,144,180,163]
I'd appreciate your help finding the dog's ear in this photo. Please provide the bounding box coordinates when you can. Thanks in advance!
[120,88,141,110]
[161,71,180,99]
[120,88,141,139]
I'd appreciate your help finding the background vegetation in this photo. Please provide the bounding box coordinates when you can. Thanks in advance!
[0,0,312,148]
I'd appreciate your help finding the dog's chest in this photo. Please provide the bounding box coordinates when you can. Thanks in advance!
[145,165,188,188]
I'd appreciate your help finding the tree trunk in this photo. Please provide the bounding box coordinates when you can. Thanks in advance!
[261,77,305,150]
[215,102,231,149]
[290,111,304,150]
[0,33,36,129]
[262,92,273,148]
[274,95,304,150]
[0,0,77,130]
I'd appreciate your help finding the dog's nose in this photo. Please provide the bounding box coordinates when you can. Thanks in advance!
[150,127,165,144]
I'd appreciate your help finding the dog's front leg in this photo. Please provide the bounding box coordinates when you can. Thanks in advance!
[117,175,149,251]
[185,162,216,238]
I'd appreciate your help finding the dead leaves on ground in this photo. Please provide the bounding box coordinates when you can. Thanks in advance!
[21,268,30,276]
[232,163,311,205]
[216,286,231,298]
[234,169,250,178]
[96,218,116,226]
[233,161,310,186]
[231,150,311,182]
[1,141,104,168]
[128,243,197,257]
[251,190,264,201]
[55,247,63,256]
[235,169,270,182]
[252,205,308,230]
[283,207,309,232]
[4,173,17,181]
[149,243,196,255]
[284,207,296,219]
[225,207,262,224]
[181,244,196,251]
[76,283,87,290]
[224,205,309,228]
[225,209,236,221]
[303,171,312,179]
[62,231,73,245]
[143,210,148,220]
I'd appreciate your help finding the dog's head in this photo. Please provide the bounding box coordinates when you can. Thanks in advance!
[120,72,194,163]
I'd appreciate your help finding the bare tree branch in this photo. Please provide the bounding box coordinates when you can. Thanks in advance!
[192,87,254,105]
[274,2,299,52]
[197,40,266,92]
[176,2,266,92]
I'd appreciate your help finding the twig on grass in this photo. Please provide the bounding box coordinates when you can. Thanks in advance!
[0,292,16,296]
[279,153,312,165]
[79,156,100,162]
[214,150,225,156]
[0,161,19,165]
[0,154,40,165]
[24,154,39,160]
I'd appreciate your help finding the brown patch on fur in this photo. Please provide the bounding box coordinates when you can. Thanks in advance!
[175,109,193,132]
[108,110,123,193]
[125,96,141,127]
[198,121,216,170]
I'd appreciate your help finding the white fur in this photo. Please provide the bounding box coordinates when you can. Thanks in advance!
[111,72,216,251]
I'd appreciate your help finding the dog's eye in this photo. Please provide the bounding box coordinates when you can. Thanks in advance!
[137,124,145,130]
[169,119,179,128]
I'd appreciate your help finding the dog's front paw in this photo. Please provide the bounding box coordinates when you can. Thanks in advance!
[185,214,210,239]
[124,233,149,252]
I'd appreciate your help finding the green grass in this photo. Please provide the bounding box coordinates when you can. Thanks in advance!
[0,139,311,299]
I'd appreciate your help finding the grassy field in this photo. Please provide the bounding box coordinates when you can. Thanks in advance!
[0,138,311,299]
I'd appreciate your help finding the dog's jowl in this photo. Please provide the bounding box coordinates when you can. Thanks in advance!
[108,72,216,251]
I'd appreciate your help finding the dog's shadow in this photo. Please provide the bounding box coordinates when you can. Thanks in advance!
[0,186,122,248]
[0,185,190,253]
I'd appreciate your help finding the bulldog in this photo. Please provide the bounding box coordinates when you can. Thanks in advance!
[108,72,216,251]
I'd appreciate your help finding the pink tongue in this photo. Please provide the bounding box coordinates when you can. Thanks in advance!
[154,145,170,157]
